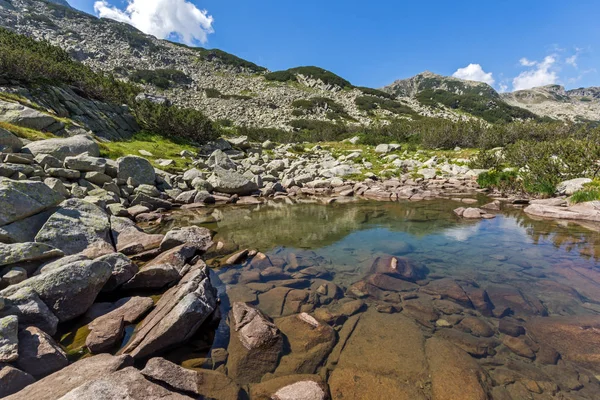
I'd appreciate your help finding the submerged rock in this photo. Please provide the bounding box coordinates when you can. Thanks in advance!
[368,256,427,282]
[226,302,283,384]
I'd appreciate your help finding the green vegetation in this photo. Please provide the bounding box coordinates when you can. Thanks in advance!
[130,69,191,90]
[265,66,352,88]
[571,181,600,203]
[99,131,198,172]
[291,97,353,120]
[355,87,396,100]
[203,88,252,101]
[169,41,266,73]
[477,170,521,192]
[0,121,56,141]
[355,96,416,116]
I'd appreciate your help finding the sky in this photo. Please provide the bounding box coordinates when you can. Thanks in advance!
[69,0,599,92]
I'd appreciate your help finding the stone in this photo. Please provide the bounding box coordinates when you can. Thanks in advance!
[58,367,191,400]
[35,199,114,257]
[0,209,54,244]
[556,178,592,195]
[86,314,124,353]
[207,149,237,170]
[368,256,427,282]
[123,244,198,289]
[96,253,138,292]
[274,312,336,376]
[208,166,259,195]
[0,315,18,362]
[524,202,600,223]
[159,226,213,252]
[0,179,64,226]
[3,354,133,400]
[0,364,36,398]
[0,242,63,267]
[502,336,535,359]
[0,128,23,152]
[120,265,217,359]
[226,302,283,384]
[47,167,81,179]
[0,287,59,335]
[16,326,69,378]
[141,357,241,399]
[457,316,495,337]
[1,267,27,286]
[250,375,328,400]
[375,144,390,153]
[23,135,99,160]
[44,177,70,197]
[462,207,485,219]
[117,156,156,186]
[83,171,112,185]
[498,319,525,337]
[436,329,499,357]
[64,153,107,173]
[422,278,472,307]
[1,258,112,322]
[425,337,489,400]
[110,216,164,256]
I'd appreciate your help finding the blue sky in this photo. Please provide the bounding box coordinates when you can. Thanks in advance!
[70,0,599,91]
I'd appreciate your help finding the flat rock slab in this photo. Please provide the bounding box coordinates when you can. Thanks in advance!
[23,135,99,160]
[250,374,328,400]
[110,216,164,256]
[524,202,600,223]
[0,242,63,267]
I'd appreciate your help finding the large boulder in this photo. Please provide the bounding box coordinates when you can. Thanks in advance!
[0,315,18,362]
[110,216,164,256]
[0,242,63,267]
[0,179,64,226]
[0,364,35,398]
[0,100,60,132]
[207,149,237,170]
[15,326,69,378]
[63,153,107,173]
[117,156,155,186]
[23,135,99,160]
[120,265,217,359]
[250,375,328,400]
[0,128,23,152]
[0,209,55,244]
[159,226,213,252]
[0,287,59,335]
[35,199,114,257]
[1,258,112,322]
[556,178,592,195]
[4,354,133,400]
[226,302,283,384]
[208,166,259,195]
[96,253,138,292]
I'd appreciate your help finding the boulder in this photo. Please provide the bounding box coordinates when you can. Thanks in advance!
[207,149,237,170]
[23,135,99,160]
[0,128,23,152]
[15,326,68,378]
[117,156,155,186]
[123,244,198,289]
[422,278,472,307]
[35,199,114,257]
[96,253,138,292]
[208,166,259,195]
[0,242,63,267]
[159,226,213,252]
[1,258,112,322]
[0,364,36,398]
[0,209,55,244]
[141,357,241,399]
[0,179,64,226]
[120,265,217,359]
[556,178,592,195]
[368,256,427,282]
[110,216,164,256]
[226,302,283,384]
[0,315,18,362]
[58,367,191,400]
[0,287,59,335]
[0,100,60,132]
[4,354,133,400]
[524,202,600,223]
[64,153,107,173]
[250,375,328,400]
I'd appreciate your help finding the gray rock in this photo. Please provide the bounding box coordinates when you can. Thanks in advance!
[190,176,213,192]
[208,166,258,195]
[375,144,390,153]
[64,154,107,173]
[36,254,89,275]
[182,168,203,184]
[133,184,160,198]
[0,128,23,152]
[1,267,27,286]
[0,315,18,362]
[35,199,114,257]
[110,216,164,256]
[0,364,36,398]
[0,100,60,132]
[227,136,250,149]
[175,190,197,204]
[207,149,237,170]
[117,156,155,186]
[16,326,68,378]
[96,253,138,292]
[129,192,172,210]
[23,135,99,160]
[1,258,112,322]
[0,287,59,335]
[44,177,70,198]
[46,167,80,179]
[557,178,592,195]
[83,171,112,185]
[159,226,213,252]
[0,242,63,267]
[120,265,217,359]
[418,168,437,180]
[262,140,275,150]
[0,178,64,226]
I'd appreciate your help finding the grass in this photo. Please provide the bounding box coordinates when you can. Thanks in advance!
[0,121,56,141]
[571,181,600,204]
[99,131,198,172]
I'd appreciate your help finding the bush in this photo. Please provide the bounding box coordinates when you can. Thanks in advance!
[355,87,396,100]
[355,96,415,116]
[265,66,351,88]
[477,170,521,192]
[469,149,503,169]
[571,181,600,203]
[291,97,352,120]
[130,69,190,89]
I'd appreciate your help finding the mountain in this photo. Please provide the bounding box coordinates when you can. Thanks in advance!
[501,85,600,123]
[0,0,598,129]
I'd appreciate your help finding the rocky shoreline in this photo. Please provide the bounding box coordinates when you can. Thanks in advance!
[1,130,599,399]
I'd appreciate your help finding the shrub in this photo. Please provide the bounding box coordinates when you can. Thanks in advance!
[291,97,351,120]
[571,181,600,203]
[355,96,415,116]
[477,170,521,192]
[469,149,503,169]
[265,66,351,88]
[355,87,396,100]
[130,69,190,89]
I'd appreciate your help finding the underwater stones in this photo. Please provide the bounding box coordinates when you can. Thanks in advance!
[462,285,494,317]
[250,375,328,400]
[457,316,495,338]
[274,312,336,376]
[0,242,63,267]
[257,287,292,317]
[23,135,99,160]
[116,155,155,186]
[0,315,18,362]
[368,256,427,282]
[123,244,198,289]
[120,266,217,359]
[0,287,59,335]
[435,329,499,357]
[486,284,547,317]
[226,302,283,384]
[422,278,473,307]
[502,336,535,359]
[35,199,114,257]
[366,273,419,292]
[0,257,112,322]
[328,309,429,400]
[159,226,213,252]
[0,179,64,226]
[141,357,241,399]
[16,326,68,378]
[498,319,525,337]
[425,337,489,400]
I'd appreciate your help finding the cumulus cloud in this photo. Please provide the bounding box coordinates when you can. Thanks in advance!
[519,58,536,67]
[512,55,558,91]
[452,64,495,85]
[94,0,214,45]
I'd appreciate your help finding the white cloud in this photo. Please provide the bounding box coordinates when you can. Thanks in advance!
[512,55,558,91]
[94,0,214,45]
[519,58,536,67]
[452,64,495,85]
[498,83,508,93]
[566,55,577,67]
